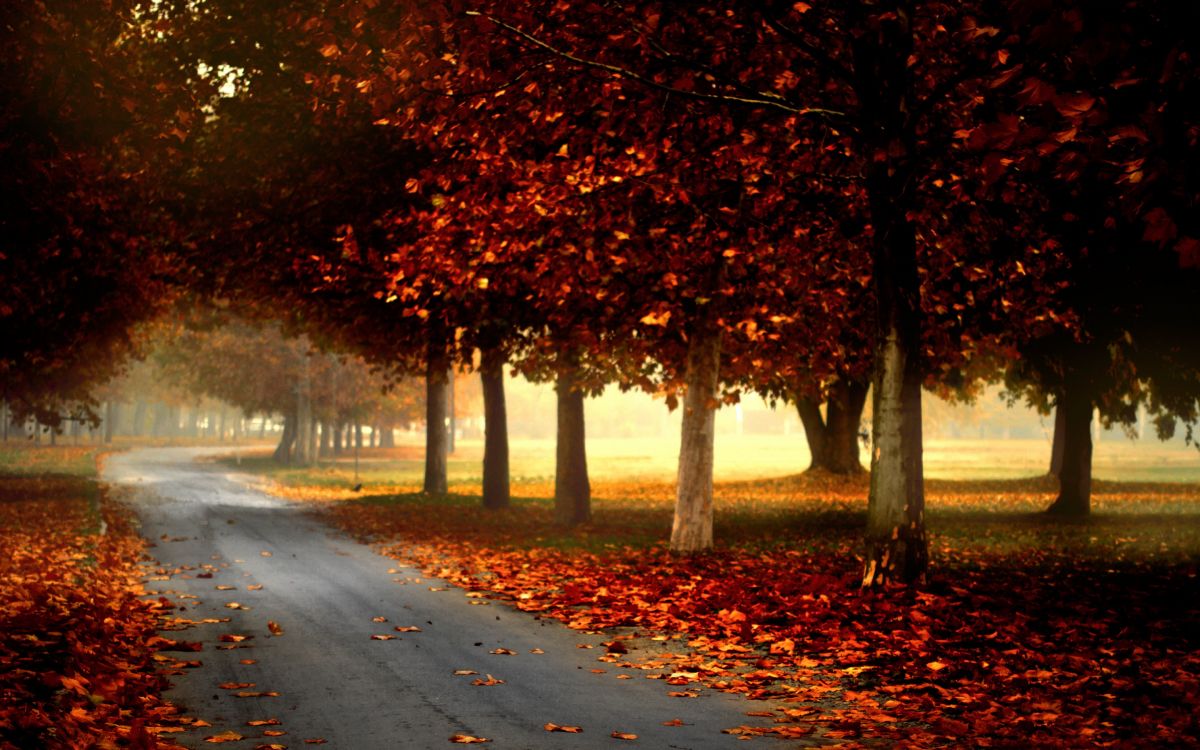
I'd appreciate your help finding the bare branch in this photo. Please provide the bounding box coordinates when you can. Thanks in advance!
[462,11,848,123]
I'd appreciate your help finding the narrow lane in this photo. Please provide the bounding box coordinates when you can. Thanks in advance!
[106,447,769,748]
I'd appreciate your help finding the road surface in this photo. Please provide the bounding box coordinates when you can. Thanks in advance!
[105,447,775,748]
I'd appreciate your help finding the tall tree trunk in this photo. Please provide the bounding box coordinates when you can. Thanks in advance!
[855,1,928,587]
[295,361,313,466]
[423,340,450,495]
[480,348,510,510]
[1049,402,1066,478]
[371,425,379,448]
[379,423,395,448]
[307,416,319,465]
[554,360,590,526]
[670,316,722,554]
[447,369,457,454]
[355,423,363,450]
[1046,377,1093,516]
[320,420,333,457]
[273,412,296,464]
[334,422,345,454]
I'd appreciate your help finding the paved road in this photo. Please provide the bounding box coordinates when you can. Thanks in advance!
[106,447,769,749]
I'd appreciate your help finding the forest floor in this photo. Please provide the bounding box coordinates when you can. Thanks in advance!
[230,443,1200,747]
[0,444,182,748]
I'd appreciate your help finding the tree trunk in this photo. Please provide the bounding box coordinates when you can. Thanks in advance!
[670,317,722,554]
[295,362,313,466]
[379,423,395,448]
[218,406,227,442]
[1046,378,1093,516]
[480,348,510,510]
[273,412,297,464]
[320,420,334,457]
[448,369,457,454]
[554,361,590,526]
[355,423,363,450]
[370,425,379,448]
[795,396,828,470]
[423,341,450,495]
[1049,402,1066,478]
[855,1,928,587]
[826,381,868,473]
[334,422,344,454]
[307,416,319,465]
[796,380,868,474]
[258,416,268,440]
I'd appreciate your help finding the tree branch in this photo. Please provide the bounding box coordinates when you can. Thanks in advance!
[462,11,848,123]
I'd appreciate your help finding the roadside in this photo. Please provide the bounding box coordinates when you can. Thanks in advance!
[0,444,184,749]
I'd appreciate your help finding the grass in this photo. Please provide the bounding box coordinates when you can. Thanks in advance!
[220,435,1200,565]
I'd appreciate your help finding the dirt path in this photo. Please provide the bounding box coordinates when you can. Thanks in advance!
[106,447,770,748]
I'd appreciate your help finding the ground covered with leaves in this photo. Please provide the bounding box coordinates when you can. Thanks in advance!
[270,465,1200,747]
[0,446,182,749]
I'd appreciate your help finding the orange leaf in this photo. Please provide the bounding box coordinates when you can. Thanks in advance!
[205,731,244,743]
[448,735,491,744]
[267,621,283,636]
[246,719,281,727]
[544,723,583,733]
[611,731,638,740]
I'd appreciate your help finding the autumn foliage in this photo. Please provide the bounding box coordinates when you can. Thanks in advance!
[0,449,182,750]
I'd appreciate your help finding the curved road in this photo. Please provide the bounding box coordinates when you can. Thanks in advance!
[106,447,772,749]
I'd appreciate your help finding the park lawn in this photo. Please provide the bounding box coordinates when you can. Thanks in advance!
[0,444,185,749]
[235,445,1200,747]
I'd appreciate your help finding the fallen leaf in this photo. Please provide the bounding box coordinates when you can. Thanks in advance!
[662,719,685,727]
[225,602,248,610]
[530,648,545,655]
[219,634,251,642]
[927,661,949,671]
[611,731,638,740]
[215,585,237,591]
[204,731,244,743]
[254,745,286,750]
[218,682,255,690]
[489,648,516,655]
[235,691,280,698]
[263,730,286,737]
[246,719,281,726]
[240,659,258,665]
[453,669,479,676]
[247,584,264,591]
[260,551,272,557]
[372,616,388,623]
[544,723,583,733]
[448,734,491,744]
[394,626,422,633]
[303,740,327,745]
[370,634,397,640]
[471,674,505,686]
[267,621,283,636]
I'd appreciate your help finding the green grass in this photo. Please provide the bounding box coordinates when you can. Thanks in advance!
[0,443,103,478]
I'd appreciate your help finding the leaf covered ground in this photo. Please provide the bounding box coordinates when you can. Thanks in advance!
[0,446,182,749]
[259,460,1200,747]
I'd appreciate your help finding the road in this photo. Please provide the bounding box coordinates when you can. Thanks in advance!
[105,447,771,749]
